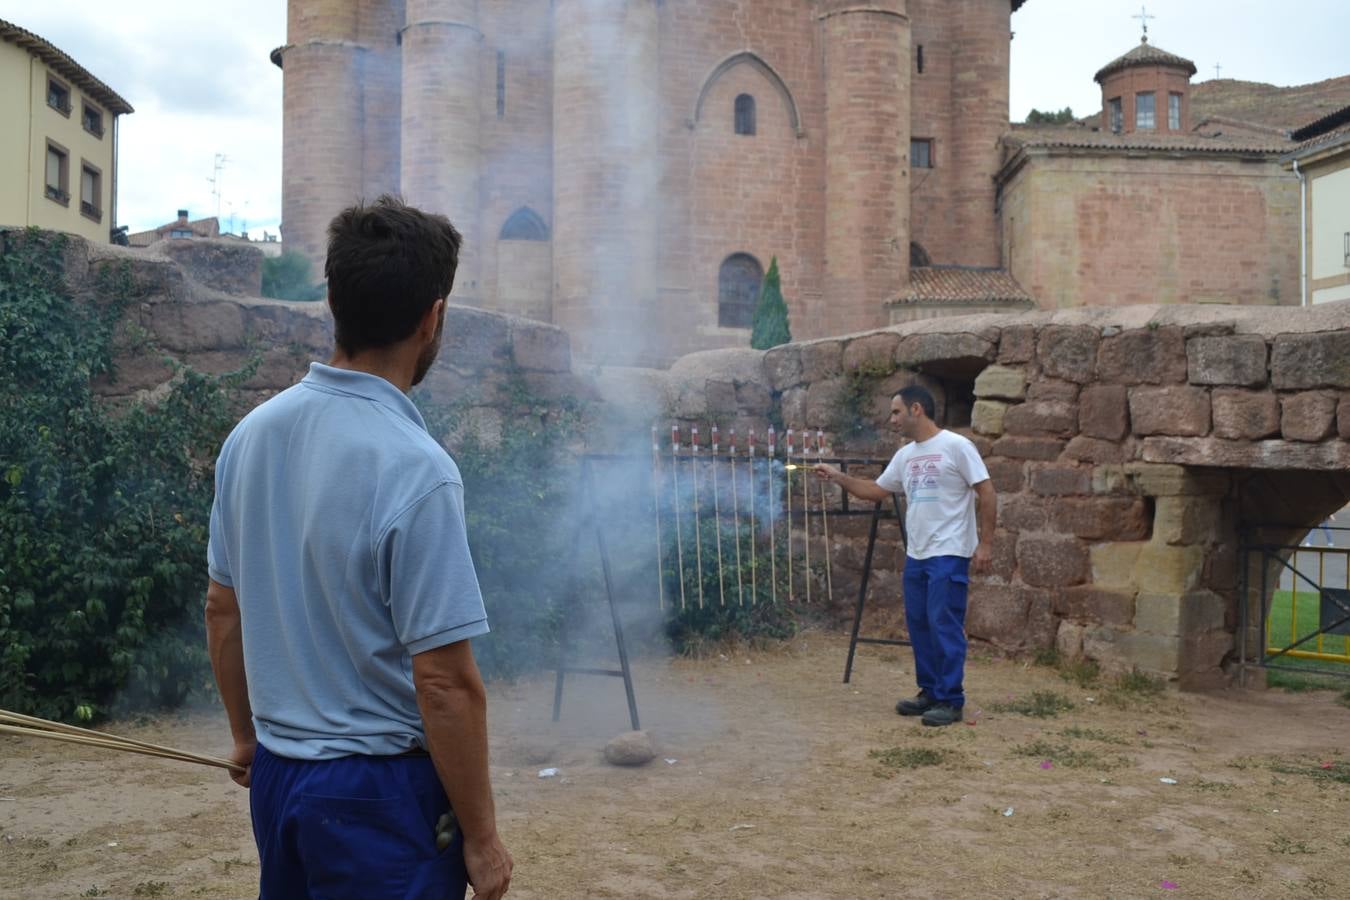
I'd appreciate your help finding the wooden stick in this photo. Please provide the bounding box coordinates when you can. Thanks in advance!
[0,723,243,772]
[0,709,238,766]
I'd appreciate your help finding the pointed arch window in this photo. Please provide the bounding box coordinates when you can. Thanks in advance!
[499,207,549,241]
[718,253,762,328]
[734,94,756,136]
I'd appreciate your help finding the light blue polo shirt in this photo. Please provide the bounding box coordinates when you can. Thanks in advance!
[207,363,488,760]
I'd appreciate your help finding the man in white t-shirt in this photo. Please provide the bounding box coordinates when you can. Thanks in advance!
[815,385,996,726]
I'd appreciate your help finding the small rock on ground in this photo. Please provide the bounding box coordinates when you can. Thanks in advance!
[604,731,655,766]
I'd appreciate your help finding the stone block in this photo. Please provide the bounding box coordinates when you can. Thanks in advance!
[805,377,849,426]
[1340,394,1350,440]
[442,307,512,370]
[1141,436,1350,470]
[1129,386,1211,436]
[764,346,802,390]
[1097,326,1187,384]
[973,364,1027,401]
[1081,625,1132,674]
[992,530,1018,578]
[1133,543,1205,595]
[1026,595,1059,650]
[1017,534,1089,587]
[1120,462,1228,497]
[158,238,263,296]
[966,583,1030,645]
[1026,379,1080,403]
[998,325,1037,364]
[1181,630,1234,675]
[511,321,571,372]
[706,379,738,415]
[1053,498,1151,541]
[1211,389,1280,439]
[1091,542,1144,588]
[1271,332,1350,389]
[895,332,996,370]
[1152,496,1222,545]
[998,494,1050,531]
[1037,325,1099,383]
[990,436,1065,461]
[1079,385,1129,440]
[1029,464,1091,497]
[148,301,247,352]
[1134,592,1183,635]
[972,400,1009,436]
[842,333,900,373]
[799,340,844,382]
[1056,620,1087,658]
[985,457,1025,493]
[1185,335,1269,387]
[1065,436,1132,464]
[779,387,806,428]
[1280,391,1337,442]
[1118,632,1181,676]
[1003,400,1077,438]
[1058,586,1136,626]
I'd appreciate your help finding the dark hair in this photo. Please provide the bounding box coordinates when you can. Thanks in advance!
[324,195,462,355]
[895,385,937,421]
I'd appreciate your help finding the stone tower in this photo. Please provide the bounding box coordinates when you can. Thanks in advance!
[819,0,911,336]
[1095,38,1196,135]
[551,0,661,365]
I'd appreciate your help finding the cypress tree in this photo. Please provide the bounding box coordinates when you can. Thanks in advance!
[750,256,791,350]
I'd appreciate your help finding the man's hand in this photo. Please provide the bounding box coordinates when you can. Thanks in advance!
[465,832,513,900]
[971,540,993,575]
[813,463,841,482]
[228,737,256,788]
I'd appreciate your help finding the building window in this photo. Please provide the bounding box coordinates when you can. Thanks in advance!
[47,76,71,115]
[499,207,549,241]
[1108,97,1123,133]
[718,253,762,328]
[1136,92,1156,130]
[1168,92,1181,130]
[916,44,924,74]
[734,94,756,136]
[82,102,104,138]
[79,161,102,221]
[910,138,933,168]
[496,51,505,119]
[169,229,193,239]
[44,141,69,205]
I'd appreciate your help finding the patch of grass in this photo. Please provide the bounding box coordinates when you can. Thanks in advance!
[1032,647,1061,668]
[1267,669,1346,692]
[133,883,169,897]
[1269,759,1350,785]
[869,746,947,775]
[1058,658,1101,688]
[80,889,109,898]
[1114,668,1167,695]
[1190,779,1236,793]
[1011,739,1129,770]
[1338,689,1350,709]
[1059,726,1127,745]
[1268,834,1315,855]
[991,690,1075,718]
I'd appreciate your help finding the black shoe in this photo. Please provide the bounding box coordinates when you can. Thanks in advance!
[895,690,935,716]
[921,703,963,727]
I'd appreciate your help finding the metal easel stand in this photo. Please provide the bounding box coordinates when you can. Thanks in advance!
[843,493,907,683]
[551,455,641,731]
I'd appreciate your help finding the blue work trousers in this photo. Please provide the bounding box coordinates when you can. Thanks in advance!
[902,554,971,708]
[249,743,467,899]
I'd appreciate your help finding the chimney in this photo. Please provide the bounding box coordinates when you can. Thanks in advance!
[176,209,189,224]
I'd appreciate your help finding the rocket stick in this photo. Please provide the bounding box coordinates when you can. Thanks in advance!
[801,428,811,605]
[729,428,744,606]
[748,429,758,604]
[711,425,726,606]
[785,428,794,605]
[651,426,665,610]
[670,425,687,610]
[767,425,777,605]
[818,429,834,606]
[691,425,705,608]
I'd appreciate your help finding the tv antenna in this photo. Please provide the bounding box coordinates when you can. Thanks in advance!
[207,153,229,219]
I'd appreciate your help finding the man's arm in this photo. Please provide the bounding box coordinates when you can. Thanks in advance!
[971,479,997,574]
[204,578,255,787]
[813,464,895,503]
[413,641,512,900]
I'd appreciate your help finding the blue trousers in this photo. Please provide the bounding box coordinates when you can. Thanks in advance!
[250,744,468,899]
[902,555,970,708]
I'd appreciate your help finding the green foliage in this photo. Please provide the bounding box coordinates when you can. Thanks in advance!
[991,690,1076,718]
[869,746,946,775]
[832,360,896,444]
[1025,106,1075,125]
[749,256,791,350]
[261,250,326,302]
[0,229,249,721]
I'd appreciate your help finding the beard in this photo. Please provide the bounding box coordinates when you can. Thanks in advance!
[411,311,445,386]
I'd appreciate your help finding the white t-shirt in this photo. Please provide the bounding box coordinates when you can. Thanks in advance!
[876,429,990,560]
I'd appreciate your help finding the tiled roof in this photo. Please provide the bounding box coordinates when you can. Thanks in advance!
[1094,39,1197,84]
[890,267,1035,306]
[1286,121,1350,159]
[0,18,133,115]
[1005,126,1290,155]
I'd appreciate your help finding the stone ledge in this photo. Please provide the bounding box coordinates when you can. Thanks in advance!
[1141,436,1350,470]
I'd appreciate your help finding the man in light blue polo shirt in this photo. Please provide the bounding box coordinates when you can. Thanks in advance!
[205,196,512,899]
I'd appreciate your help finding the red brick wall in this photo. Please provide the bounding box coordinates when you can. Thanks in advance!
[1099,64,1192,134]
[1002,152,1300,308]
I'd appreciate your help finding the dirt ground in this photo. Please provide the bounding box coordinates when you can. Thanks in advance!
[3,631,1349,899]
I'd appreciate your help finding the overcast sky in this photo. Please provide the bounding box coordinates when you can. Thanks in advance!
[4,1,1347,235]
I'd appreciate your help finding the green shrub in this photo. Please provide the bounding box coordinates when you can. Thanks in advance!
[0,230,249,721]
[261,251,326,301]
[750,256,791,350]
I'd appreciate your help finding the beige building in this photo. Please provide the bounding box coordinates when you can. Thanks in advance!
[0,18,132,244]
[1285,117,1350,305]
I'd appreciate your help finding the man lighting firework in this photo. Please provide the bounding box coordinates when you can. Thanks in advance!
[205,197,513,897]
[814,385,995,727]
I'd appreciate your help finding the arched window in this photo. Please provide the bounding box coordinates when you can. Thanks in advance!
[718,253,762,328]
[734,94,756,136]
[499,207,549,241]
